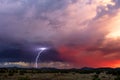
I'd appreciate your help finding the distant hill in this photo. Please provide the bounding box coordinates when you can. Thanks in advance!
[1,66,120,71]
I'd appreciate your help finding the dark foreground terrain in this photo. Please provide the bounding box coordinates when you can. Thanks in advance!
[0,67,120,80]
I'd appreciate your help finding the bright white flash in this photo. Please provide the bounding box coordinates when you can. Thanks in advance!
[35,47,47,68]
[37,47,47,51]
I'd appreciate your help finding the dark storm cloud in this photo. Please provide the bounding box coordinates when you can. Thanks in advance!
[0,0,70,44]
[0,46,62,62]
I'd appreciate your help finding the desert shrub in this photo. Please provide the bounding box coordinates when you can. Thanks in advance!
[93,78,100,80]
[101,76,106,78]
[93,74,100,80]
[0,70,6,73]
[18,76,30,80]
[96,71,101,74]
[93,74,99,78]
[106,70,120,75]
[70,72,76,75]
[4,74,8,77]
[53,77,74,80]
[115,76,120,80]
[8,72,14,76]
[19,71,24,75]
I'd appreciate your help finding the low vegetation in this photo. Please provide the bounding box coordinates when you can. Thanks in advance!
[0,68,119,80]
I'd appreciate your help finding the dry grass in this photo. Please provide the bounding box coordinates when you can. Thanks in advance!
[0,72,117,80]
[0,68,119,80]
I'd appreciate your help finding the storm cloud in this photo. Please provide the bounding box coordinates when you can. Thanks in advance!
[0,0,120,68]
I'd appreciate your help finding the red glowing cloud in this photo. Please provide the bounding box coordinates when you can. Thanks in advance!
[58,46,120,68]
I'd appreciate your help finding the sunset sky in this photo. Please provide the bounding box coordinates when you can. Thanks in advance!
[0,0,120,68]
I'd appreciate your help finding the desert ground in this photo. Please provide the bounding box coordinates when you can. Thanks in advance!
[0,68,120,80]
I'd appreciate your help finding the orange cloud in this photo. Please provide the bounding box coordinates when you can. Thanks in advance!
[56,10,120,67]
[58,45,120,68]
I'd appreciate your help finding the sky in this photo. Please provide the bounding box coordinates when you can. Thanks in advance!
[0,0,120,68]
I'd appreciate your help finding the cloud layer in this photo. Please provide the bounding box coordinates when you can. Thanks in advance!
[0,0,120,68]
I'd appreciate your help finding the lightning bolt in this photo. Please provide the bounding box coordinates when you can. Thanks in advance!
[35,50,45,68]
